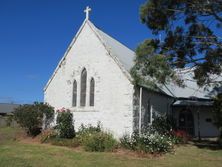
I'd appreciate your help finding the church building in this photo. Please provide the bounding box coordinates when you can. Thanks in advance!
[44,7,220,138]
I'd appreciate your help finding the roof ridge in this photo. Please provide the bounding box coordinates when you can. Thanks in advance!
[0,103,20,105]
[92,23,135,53]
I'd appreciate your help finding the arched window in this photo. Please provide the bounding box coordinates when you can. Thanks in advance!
[80,68,87,106]
[90,78,95,106]
[72,80,77,107]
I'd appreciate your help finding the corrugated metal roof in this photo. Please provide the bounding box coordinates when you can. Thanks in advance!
[92,24,222,99]
[94,27,135,72]
[162,69,222,99]
[0,103,19,114]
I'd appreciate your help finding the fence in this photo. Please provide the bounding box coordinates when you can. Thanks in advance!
[0,115,18,127]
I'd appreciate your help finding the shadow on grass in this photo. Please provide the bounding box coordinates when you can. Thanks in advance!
[192,139,222,150]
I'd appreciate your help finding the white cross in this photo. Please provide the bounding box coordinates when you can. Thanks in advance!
[84,6,91,20]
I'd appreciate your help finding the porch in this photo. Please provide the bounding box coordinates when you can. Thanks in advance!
[172,98,220,138]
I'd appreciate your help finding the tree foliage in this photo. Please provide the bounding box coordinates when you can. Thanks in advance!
[212,94,222,137]
[131,40,183,88]
[133,0,222,87]
[14,102,54,136]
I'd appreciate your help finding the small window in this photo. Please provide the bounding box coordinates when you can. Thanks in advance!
[142,99,152,130]
[206,118,212,122]
[147,100,152,123]
[89,78,95,106]
[72,80,77,107]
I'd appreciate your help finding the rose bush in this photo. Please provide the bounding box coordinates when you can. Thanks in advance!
[56,108,75,139]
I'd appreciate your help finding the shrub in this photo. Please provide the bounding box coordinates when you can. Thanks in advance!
[120,116,176,154]
[171,130,190,144]
[217,136,222,148]
[77,123,117,152]
[49,138,80,148]
[81,131,118,152]
[120,134,133,150]
[40,129,58,143]
[41,129,79,148]
[141,132,173,153]
[149,115,175,135]
[56,108,75,139]
[212,94,222,138]
[77,123,101,135]
[120,132,173,153]
[14,102,54,136]
[77,123,101,144]
[5,115,14,127]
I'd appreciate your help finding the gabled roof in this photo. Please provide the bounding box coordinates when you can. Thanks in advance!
[44,19,221,100]
[0,103,19,114]
[44,19,135,91]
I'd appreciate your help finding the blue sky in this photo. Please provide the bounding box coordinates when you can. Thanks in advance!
[0,0,153,104]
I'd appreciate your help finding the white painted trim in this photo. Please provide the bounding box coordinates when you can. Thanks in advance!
[70,108,98,112]
[150,105,153,125]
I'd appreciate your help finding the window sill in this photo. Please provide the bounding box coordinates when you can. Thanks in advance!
[69,107,98,112]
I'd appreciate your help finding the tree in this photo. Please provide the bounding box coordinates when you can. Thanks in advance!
[14,102,54,136]
[132,0,222,88]
[212,94,222,138]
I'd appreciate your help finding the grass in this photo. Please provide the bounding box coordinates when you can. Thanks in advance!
[0,127,222,167]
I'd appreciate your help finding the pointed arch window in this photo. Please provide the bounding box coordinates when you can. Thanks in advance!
[72,80,77,107]
[90,78,95,106]
[80,68,87,106]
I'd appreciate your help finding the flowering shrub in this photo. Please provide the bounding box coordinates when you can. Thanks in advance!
[120,116,177,153]
[140,132,173,153]
[171,130,190,144]
[120,134,134,150]
[56,108,75,139]
[120,132,173,153]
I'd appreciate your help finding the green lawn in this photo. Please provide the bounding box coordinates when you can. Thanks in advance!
[0,127,222,167]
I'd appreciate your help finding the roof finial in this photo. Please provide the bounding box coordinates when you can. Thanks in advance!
[84,6,91,20]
